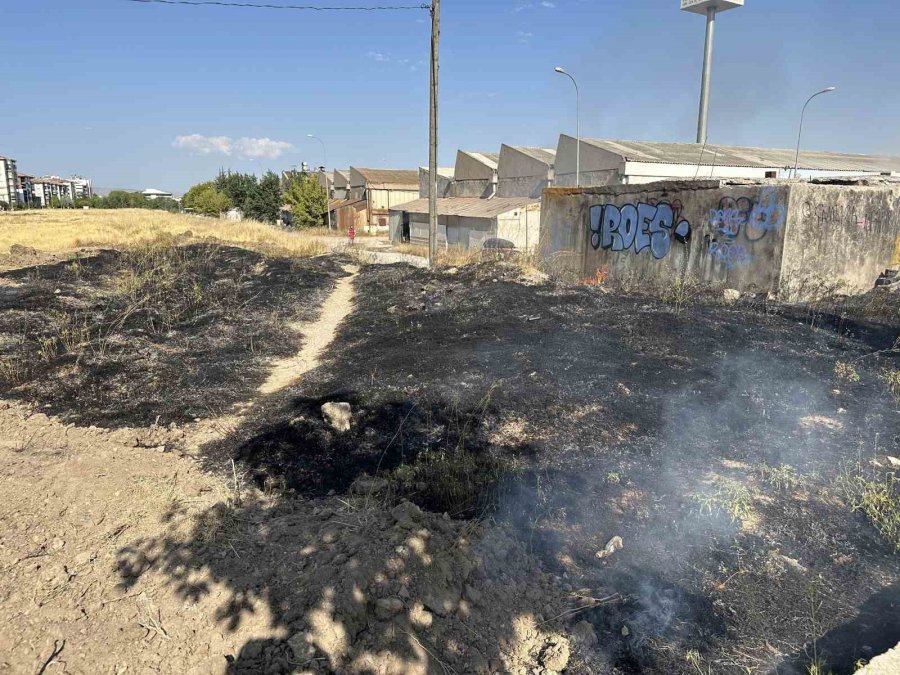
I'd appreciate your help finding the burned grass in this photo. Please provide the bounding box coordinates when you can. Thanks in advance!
[0,241,345,427]
[211,260,899,673]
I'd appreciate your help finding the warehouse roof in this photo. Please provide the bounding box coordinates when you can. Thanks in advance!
[389,197,538,218]
[419,166,455,178]
[327,197,365,211]
[575,137,900,173]
[507,146,557,166]
[459,151,499,169]
[351,167,419,188]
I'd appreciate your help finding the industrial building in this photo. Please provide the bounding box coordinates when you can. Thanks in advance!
[326,196,367,231]
[497,145,556,198]
[332,170,350,200]
[418,166,455,198]
[388,196,540,251]
[0,156,17,209]
[554,136,900,187]
[540,176,900,300]
[449,151,499,198]
[348,167,419,230]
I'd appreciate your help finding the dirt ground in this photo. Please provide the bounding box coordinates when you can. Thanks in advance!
[1,243,898,675]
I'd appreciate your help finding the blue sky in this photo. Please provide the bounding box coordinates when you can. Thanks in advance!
[6,0,900,193]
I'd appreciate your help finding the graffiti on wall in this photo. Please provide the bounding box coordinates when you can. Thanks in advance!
[706,187,786,269]
[589,201,691,259]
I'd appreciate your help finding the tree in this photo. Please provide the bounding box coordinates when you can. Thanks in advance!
[283,173,327,228]
[183,181,232,217]
[244,171,282,224]
[215,171,258,214]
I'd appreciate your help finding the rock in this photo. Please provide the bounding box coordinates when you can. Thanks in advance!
[571,620,598,648]
[723,288,741,304]
[391,500,423,529]
[539,636,570,672]
[286,632,313,660]
[375,597,404,619]
[445,267,459,275]
[595,535,623,560]
[350,475,389,496]
[321,402,352,432]
[887,456,900,468]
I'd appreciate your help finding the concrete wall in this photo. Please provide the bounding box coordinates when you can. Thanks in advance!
[540,180,790,293]
[497,146,553,198]
[449,179,495,198]
[781,182,900,295]
[496,204,542,250]
[541,179,900,298]
[419,168,454,199]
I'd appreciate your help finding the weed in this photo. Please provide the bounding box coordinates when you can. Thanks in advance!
[694,479,754,523]
[879,367,900,402]
[756,463,802,491]
[0,355,29,384]
[834,361,860,383]
[606,472,622,485]
[839,469,900,551]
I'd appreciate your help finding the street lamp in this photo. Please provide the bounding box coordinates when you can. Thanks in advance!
[793,87,837,179]
[554,67,580,188]
[307,134,333,230]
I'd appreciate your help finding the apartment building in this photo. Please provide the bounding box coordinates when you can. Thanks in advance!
[32,177,75,207]
[0,156,17,209]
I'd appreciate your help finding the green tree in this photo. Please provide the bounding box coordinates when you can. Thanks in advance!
[183,181,231,217]
[283,173,327,228]
[215,171,258,214]
[244,171,282,223]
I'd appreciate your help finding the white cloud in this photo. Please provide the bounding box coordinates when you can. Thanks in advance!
[173,134,293,160]
[367,51,390,62]
[541,1,556,7]
[516,30,533,43]
[514,3,532,11]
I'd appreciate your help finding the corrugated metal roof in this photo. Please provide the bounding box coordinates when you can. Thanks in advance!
[389,197,538,218]
[578,138,900,172]
[352,167,419,187]
[327,197,365,211]
[460,151,499,169]
[511,147,557,166]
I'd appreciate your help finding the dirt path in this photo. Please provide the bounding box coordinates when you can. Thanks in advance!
[258,264,359,395]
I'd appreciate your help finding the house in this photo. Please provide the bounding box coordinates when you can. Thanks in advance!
[32,177,75,207]
[70,176,94,200]
[448,151,499,198]
[498,145,556,198]
[388,197,541,251]
[418,167,455,198]
[348,167,419,231]
[0,156,17,209]
[554,136,900,187]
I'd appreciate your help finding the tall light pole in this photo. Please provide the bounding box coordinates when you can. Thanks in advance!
[307,134,333,230]
[681,1,744,143]
[793,87,837,179]
[554,67,580,188]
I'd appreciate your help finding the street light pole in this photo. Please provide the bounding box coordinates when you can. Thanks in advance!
[792,87,837,179]
[307,134,332,230]
[554,67,580,188]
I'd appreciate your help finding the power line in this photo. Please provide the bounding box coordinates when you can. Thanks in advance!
[126,0,428,10]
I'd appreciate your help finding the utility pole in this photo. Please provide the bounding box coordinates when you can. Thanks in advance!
[428,0,440,268]
[681,1,744,143]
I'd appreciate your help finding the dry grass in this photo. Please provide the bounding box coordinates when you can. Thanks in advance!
[391,242,543,274]
[0,209,327,257]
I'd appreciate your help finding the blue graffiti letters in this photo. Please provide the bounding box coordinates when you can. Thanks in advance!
[590,201,691,259]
